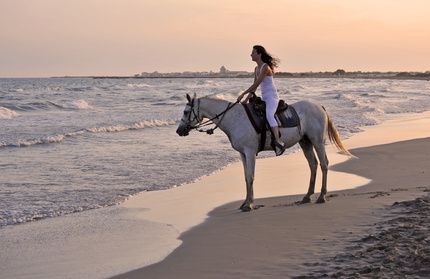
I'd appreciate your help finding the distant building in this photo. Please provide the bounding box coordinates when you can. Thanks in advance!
[333,69,346,76]
[136,66,250,78]
[219,65,248,77]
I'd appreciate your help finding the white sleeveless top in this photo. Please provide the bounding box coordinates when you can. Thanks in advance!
[257,63,278,101]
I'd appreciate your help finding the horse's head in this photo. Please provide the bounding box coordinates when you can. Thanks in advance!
[176,93,202,136]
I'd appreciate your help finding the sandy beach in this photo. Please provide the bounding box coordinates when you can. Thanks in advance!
[112,112,430,279]
[113,138,430,278]
[1,111,430,279]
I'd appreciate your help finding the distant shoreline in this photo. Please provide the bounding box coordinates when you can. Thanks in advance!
[89,75,430,80]
[55,71,430,80]
[2,71,429,80]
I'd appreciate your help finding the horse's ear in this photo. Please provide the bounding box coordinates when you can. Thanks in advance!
[186,94,191,103]
[193,92,197,100]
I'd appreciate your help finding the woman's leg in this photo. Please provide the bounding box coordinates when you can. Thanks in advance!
[265,98,285,155]
[271,126,281,142]
[265,99,281,143]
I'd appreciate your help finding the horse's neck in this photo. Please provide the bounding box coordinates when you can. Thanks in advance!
[199,98,230,118]
[199,97,240,133]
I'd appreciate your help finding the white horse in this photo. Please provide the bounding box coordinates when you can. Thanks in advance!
[176,94,351,211]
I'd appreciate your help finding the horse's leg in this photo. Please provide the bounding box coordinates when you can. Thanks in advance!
[299,137,318,203]
[313,143,329,203]
[239,151,256,211]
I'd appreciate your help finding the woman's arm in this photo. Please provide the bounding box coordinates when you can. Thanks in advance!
[237,65,269,102]
[241,67,258,103]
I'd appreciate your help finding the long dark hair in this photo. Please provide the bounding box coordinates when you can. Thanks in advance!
[253,45,280,71]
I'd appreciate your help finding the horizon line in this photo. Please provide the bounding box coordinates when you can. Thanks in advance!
[2,69,430,79]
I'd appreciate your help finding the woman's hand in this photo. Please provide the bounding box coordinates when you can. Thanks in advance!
[243,92,253,103]
[237,92,246,102]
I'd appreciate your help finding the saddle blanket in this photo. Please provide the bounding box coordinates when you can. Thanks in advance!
[243,100,300,134]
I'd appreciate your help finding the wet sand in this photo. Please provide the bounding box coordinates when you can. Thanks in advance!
[296,194,430,278]
[112,138,430,278]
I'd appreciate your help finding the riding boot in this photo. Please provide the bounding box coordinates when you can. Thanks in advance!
[275,141,286,156]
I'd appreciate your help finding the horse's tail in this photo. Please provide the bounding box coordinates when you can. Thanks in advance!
[323,106,353,156]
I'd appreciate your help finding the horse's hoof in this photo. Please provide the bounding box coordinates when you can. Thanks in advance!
[316,195,326,204]
[240,203,254,212]
[301,196,311,204]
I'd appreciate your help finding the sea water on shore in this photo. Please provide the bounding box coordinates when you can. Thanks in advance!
[2,77,430,227]
[1,110,430,279]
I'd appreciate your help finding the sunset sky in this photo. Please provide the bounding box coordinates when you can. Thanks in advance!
[1,0,429,77]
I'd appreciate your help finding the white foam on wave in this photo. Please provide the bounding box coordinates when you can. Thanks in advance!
[127,83,153,88]
[11,134,67,147]
[0,107,19,119]
[72,99,93,109]
[86,119,177,133]
[209,93,226,100]
[0,135,67,148]
[55,99,93,110]
[46,99,93,110]
[188,80,226,89]
[9,88,24,92]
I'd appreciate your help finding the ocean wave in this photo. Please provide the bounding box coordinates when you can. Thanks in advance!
[3,134,68,148]
[8,88,24,92]
[151,102,173,106]
[46,99,93,110]
[0,199,111,227]
[4,99,93,112]
[206,93,228,100]
[291,85,306,91]
[333,93,362,107]
[68,99,93,110]
[187,80,226,89]
[0,119,177,148]
[0,107,19,119]
[126,83,153,88]
[85,119,177,133]
[169,95,185,101]
[1,103,45,111]
[359,93,388,98]
[66,86,95,92]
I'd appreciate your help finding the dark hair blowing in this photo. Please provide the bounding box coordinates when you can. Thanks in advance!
[253,45,280,71]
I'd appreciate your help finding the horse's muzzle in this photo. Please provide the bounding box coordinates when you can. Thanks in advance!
[176,126,189,136]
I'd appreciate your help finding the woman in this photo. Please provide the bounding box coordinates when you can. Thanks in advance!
[237,45,285,156]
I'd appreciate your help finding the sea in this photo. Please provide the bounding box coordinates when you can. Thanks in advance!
[1,77,430,227]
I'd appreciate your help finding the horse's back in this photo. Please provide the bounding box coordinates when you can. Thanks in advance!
[290,100,323,113]
[289,100,328,140]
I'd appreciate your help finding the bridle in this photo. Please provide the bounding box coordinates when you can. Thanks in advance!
[185,98,239,135]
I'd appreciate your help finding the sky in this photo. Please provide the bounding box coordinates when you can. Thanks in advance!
[1,0,430,77]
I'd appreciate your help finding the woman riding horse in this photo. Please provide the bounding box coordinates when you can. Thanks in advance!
[237,45,285,156]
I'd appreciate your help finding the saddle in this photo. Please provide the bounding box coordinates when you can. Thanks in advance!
[243,96,301,153]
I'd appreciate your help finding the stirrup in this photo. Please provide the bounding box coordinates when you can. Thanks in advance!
[275,142,286,156]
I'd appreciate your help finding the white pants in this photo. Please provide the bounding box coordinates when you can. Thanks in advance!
[263,95,279,127]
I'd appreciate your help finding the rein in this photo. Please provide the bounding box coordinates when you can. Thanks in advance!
[188,99,239,135]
